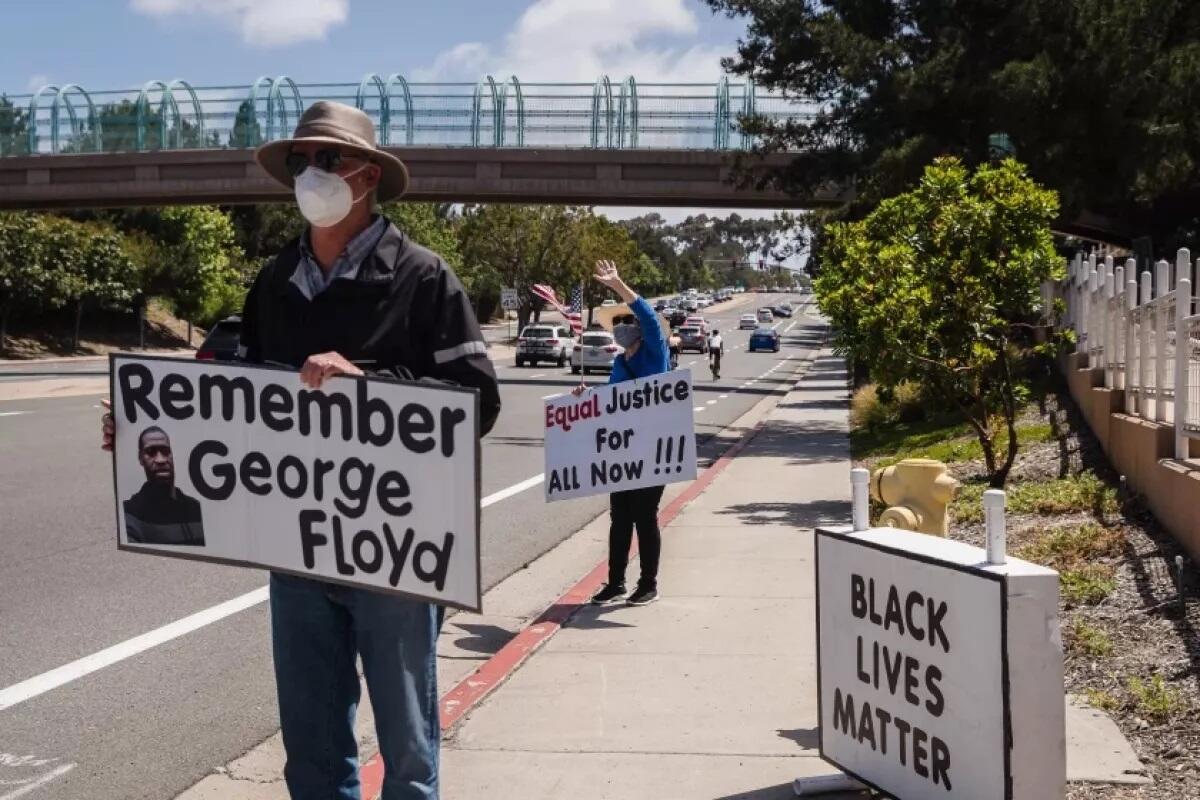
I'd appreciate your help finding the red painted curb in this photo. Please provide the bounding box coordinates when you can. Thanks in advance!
[360,419,768,798]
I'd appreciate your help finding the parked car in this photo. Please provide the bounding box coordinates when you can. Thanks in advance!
[516,324,575,367]
[654,299,668,311]
[601,299,618,307]
[571,331,623,374]
[738,314,758,330]
[684,315,708,333]
[195,316,242,361]
[757,308,775,324]
[684,299,700,312]
[748,326,781,353]
[677,325,708,353]
[773,304,794,318]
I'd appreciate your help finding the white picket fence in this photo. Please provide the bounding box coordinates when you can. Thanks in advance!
[1057,247,1200,459]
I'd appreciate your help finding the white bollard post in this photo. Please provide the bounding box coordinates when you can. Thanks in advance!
[851,468,870,532]
[984,489,1007,566]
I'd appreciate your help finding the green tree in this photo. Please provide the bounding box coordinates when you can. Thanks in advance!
[708,0,1200,243]
[815,158,1065,487]
[0,96,29,156]
[381,202,463,269]
[0,213,50,352]
[458,204,581,331]
[229,99,263,148]
[39,217,138,350]
[152,206,242,334]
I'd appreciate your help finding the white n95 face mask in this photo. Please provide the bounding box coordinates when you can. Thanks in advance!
[294,165,367,228]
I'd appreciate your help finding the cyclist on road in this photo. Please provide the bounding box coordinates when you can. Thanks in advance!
[668,329,682,370]
[707,328,724,379]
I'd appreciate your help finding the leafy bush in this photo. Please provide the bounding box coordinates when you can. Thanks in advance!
[1126,675,1185,723]
[1060,564,1117,606]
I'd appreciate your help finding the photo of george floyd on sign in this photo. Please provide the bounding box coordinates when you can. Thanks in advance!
[109,354,482,611]
[815,525,1065,800]
[543,369,697,502]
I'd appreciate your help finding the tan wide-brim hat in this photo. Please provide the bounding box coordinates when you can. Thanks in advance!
[254,100,409,203]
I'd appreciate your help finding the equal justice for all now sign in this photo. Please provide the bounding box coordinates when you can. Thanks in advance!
[543,369,697,501]
[109,354,482,611]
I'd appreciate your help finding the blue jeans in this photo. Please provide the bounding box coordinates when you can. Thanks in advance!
[269,572,444,800]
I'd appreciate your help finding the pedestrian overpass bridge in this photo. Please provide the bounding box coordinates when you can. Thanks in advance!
[0,75,845,210]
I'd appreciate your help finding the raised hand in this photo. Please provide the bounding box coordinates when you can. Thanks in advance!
[593,259,635,303]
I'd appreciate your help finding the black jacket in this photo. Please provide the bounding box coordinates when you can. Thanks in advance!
[238,221,501,434]
[124,483,206,546]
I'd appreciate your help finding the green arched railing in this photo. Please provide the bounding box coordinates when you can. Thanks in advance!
[617,76,638,149]
[51,84,99,154]
[471,75,502,148]
[591,75,614,149]
[6,74,811,156]
[499,76,525,148]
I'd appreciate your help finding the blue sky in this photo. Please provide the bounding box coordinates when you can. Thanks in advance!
[0,0,802,249]
[1,0,748,92]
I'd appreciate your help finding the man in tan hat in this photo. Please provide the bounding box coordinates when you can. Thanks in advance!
[245,100,500,800]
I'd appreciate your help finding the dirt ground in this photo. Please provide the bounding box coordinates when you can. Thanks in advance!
[939,393,1199,798]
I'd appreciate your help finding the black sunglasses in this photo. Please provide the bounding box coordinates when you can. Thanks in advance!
[285,148,363,177]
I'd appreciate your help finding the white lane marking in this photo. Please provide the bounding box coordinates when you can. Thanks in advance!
[530,373,546,378]
[0,588,270,714]
[0,469,547,714]
[0,763,77,800]
[693,405,704,412]
[481,473,545,507]
[687,360,697,366]
[719,394,729,399]
[706,400,717,405]
[0,411,29,418]
[541,393,561,400]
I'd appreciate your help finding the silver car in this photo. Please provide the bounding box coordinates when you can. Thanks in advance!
[571,331,623,374]
[516,324,575,367]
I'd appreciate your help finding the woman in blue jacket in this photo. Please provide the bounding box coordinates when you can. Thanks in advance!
[583,259,670,606]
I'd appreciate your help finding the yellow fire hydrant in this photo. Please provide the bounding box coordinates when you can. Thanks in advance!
[870,459,960,536]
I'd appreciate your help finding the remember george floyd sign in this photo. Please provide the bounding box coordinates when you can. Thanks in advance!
[543,369,697,502]
[815,526,1065,800]
[109,354,482,611]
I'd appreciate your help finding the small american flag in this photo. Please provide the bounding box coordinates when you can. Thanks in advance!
[531,284,583,334]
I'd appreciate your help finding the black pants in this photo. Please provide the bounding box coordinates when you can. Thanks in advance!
[608,485,666,590]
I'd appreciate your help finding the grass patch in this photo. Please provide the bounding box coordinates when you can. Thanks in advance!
[1068,620,1114,658]
[1016,523,1125,571]
[874,422,1057,469]
[1085,688,1121,712]
[851,414,971,461]
[1126,675,1185,723]
[1061,564,1117,606]
[950,472,1119,526]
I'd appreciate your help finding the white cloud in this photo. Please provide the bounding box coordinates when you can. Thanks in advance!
[419,0,730,82]
[27,74,50,91]
[129,0,348,47]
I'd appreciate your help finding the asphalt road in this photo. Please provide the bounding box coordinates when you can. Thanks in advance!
[0,292,822,800]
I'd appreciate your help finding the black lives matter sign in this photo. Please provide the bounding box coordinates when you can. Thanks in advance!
[816,528,1010,800]
[109,355,482,611]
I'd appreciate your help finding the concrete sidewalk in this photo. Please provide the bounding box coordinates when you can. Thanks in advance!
[440,353,856,800]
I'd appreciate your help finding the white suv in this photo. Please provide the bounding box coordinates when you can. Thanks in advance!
[516,324,575,367]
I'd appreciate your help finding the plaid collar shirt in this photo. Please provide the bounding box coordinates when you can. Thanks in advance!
[289,215,389,301]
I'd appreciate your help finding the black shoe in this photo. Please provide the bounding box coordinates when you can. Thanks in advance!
[590,584,627,605]
[627,586,659,606]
